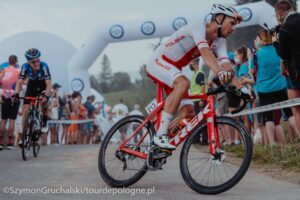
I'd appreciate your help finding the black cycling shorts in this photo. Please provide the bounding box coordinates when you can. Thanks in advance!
[258,89,293,123]
[24,80,46,105]
[1,97,20,120]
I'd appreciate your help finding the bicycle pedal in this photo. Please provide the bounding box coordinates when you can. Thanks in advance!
[152,151,171,159]
[160,148,172,153]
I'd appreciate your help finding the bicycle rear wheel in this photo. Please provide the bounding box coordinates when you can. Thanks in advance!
[98,115,155,187]
[180,116,252,194]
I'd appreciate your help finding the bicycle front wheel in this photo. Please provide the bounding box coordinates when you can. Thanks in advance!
[98,115,155,187]
[22,121,33,161]
[180,116,252,194]
[33,131,41,157]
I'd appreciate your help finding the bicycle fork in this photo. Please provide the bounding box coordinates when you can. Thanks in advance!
[206,96,221,156]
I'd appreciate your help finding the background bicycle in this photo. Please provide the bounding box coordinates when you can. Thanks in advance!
[18,95,43,161]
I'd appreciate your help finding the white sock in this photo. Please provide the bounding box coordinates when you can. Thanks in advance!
[157,111,174,137]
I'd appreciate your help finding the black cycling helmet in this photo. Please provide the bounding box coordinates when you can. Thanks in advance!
[25,48,41,61]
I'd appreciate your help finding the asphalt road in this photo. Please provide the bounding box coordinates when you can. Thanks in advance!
[0,145,299,200]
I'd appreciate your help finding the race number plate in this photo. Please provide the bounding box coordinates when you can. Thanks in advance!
[145,99,157,114]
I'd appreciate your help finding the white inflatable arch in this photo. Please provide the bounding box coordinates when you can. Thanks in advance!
[68,1,277,97]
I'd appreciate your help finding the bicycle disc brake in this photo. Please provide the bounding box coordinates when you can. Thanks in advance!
[210,148,226,165]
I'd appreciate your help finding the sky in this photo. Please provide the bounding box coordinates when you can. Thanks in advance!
[0,0,236,80]
[0,0,298,80]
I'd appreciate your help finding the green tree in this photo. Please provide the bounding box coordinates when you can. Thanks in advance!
[90,75,101,93]
[110,72,133,92]
[98,54,112,93]
[134,64,156,106]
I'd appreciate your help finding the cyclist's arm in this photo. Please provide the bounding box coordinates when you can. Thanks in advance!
[200,47,223,74]
[15,64,27,94]
[45,79,52,97]
[221,62,242,89]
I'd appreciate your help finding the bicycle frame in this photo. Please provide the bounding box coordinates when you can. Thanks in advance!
[119,83,221,160]
[20,96,42,128]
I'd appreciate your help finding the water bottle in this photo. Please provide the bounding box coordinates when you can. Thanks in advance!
[169,118,190,138]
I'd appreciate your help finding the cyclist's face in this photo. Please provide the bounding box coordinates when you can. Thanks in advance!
[29,59,40,71]
[222,17,237,37]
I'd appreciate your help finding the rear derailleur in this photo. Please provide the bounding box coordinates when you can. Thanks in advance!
[115,145,140,171]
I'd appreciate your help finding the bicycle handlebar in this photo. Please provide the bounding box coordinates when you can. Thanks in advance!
[18,96,43,101]
[207,77,252,114]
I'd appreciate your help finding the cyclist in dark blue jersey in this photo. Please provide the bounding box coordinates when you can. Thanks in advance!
[14,48,52,133]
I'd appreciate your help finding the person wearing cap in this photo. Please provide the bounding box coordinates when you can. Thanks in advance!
[0,55,20,150]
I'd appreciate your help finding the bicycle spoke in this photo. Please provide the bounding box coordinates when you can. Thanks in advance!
[182,117,252,194]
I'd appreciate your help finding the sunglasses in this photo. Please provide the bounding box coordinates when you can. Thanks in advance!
[30,59,40,65]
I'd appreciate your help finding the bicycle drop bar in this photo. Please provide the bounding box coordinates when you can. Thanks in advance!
[207,78,249,114]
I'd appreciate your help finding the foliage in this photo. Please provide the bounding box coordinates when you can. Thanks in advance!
[235,0,298,10]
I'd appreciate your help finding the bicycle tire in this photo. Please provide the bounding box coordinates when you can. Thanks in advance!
[33,131,40,157]
[22,118,33,161]
[180,116,252,194]
[98,115,155,187]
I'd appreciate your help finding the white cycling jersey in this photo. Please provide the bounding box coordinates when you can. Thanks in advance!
[146,20,230,108]
[153,21,230,69]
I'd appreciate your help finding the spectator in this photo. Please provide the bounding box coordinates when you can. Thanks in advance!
[83,95,101,144]
[77,93,87,144]
[0,55,20,150]
[129,104,143,116]
[15,80,27,147]
[49,83,61,145]
[112,98,129,122]
[251,29,299,145]
[67,92,80,144]
[61,94,71,144]
[243,40,267,144]
[112,98,129,141]
[189,58,206,114]
[273,0,300,137]
[231,46,252,144]
[129,104,144,143]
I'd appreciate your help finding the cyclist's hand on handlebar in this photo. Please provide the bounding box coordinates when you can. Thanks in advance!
[217,71,233,85]
[42,94,49,103]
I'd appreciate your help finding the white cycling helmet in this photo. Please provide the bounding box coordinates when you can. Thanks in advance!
[211,4,243,24]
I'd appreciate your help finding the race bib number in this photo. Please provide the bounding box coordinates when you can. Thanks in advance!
[145,99,157,114]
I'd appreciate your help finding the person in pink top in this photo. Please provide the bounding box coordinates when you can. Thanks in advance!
[0,55,20,150]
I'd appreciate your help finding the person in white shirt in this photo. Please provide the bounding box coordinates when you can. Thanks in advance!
[129,104,143,116]
[112,98,129,122]
[112,98,129,141]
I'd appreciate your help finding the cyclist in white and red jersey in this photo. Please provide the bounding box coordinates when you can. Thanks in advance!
[146,4,253,149]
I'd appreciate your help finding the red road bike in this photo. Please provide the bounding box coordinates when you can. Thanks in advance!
[99,81,252,194]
